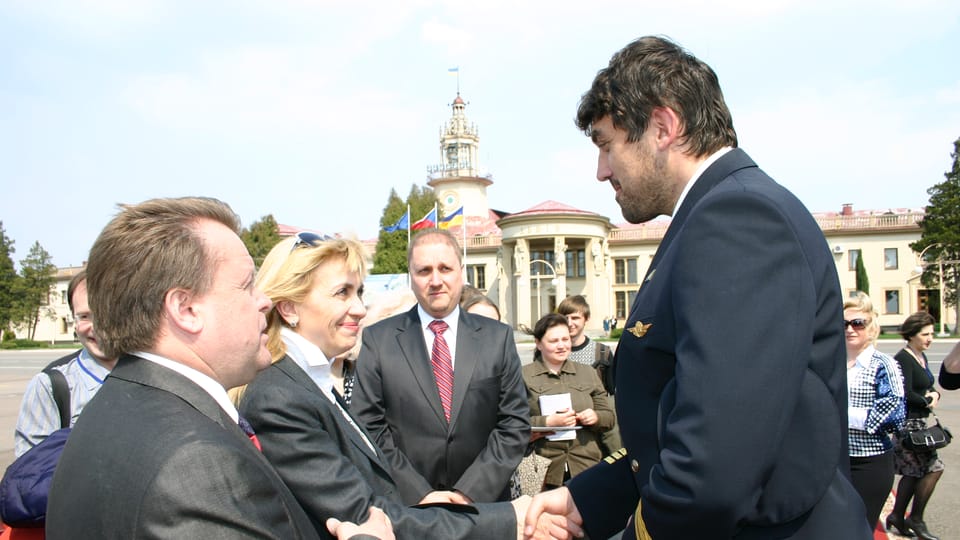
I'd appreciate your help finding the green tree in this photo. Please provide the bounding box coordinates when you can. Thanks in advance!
[911,136,960,334]
[0,222,20,341]
[855,252,870,295]
[16,241,57,340]
[372,185,438,274]
[241,214,281,267]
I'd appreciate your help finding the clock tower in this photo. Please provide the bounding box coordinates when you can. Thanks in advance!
[427,93,492,220]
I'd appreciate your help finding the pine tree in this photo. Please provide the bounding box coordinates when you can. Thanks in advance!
[241,214,281,267]
[16,241,57,340]
[855,253,870,295]
[0,222,20,341]
[911,136,960,334]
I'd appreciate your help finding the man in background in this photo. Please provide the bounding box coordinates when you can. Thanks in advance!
[352,229,530,505]
[14,270,117,457]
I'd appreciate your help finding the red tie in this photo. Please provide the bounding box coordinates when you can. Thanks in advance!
[238,416,262,451]
[428,320,454,422]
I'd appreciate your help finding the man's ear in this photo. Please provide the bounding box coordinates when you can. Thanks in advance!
[164,288,203,334]
[649,106,681,150]
[275,300,299,327]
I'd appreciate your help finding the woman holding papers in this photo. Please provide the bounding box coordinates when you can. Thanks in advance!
[522,313,614,490]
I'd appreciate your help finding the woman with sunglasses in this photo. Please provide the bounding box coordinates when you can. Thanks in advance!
[842,293,905,532]
[232,233,530,540]
[887,311,943,540]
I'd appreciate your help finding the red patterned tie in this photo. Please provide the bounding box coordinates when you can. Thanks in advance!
[428,320,454,422]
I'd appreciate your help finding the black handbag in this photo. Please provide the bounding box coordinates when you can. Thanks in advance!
[903,414,952,451]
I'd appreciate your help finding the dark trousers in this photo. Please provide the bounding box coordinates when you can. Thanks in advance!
[850,451,894,529]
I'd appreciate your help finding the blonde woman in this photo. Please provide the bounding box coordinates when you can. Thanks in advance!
[234,233,527,539]
[843,292,905,531]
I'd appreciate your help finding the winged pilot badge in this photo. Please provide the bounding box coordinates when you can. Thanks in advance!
[628,321,652,338]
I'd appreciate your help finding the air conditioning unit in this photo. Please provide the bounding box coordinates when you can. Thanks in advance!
[833,245,844,254]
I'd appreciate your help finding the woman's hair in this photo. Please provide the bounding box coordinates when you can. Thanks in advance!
[460,286,500,320]
[899,311,936,340]
[532,313,570,361]
[256,235,367,362]
[843,292,880,342]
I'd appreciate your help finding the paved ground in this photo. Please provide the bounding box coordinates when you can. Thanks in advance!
[1,341,958,538]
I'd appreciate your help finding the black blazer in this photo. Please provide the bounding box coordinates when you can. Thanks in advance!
[240,356,517,539]
[566,149,871,539]
[351,307,530,504]
[46,355,319,539]
[894,348,935,418]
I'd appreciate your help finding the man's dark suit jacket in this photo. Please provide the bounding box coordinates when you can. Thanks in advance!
[567,149,872,539]
[46,355,320,540]
[240,356,517,539]
[351,307,530,504]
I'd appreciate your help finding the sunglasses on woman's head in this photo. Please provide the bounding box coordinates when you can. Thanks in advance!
[843,319,868,331]
[290,231,332,252]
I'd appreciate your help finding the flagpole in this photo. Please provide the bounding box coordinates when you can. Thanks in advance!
[406,205,411,290]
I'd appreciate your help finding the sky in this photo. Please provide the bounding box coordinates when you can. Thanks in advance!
[1,0,958,269]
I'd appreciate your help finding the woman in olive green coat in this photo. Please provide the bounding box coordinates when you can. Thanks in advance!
[523,313,615,489]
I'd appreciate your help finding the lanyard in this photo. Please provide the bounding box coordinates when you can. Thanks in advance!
[76,354,105,385]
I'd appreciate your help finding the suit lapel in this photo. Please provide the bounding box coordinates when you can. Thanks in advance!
[274,357,384,464]
[449,311,479,427]
[396,308,449,425]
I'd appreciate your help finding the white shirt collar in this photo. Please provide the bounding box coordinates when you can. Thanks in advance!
[133,351,240,423]
[417,304,460,334]
[671,147,734,216]
[281,327,330,367]
[854,346,877,370]
[281,327,337,396]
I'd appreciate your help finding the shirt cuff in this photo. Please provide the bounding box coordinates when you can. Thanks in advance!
[848,407,868,430]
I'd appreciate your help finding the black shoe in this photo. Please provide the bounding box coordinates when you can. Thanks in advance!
[886,513,914,537]
[904,517,939,540]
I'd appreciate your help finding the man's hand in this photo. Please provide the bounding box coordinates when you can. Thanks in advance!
[523,487,584,540]
[326,506,395,540]
[418,490,471,505]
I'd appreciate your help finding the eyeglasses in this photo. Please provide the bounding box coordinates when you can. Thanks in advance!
[290,231,332,252]
[843,319,869,331]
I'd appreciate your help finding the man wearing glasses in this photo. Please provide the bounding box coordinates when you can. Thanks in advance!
[14,270,118,457]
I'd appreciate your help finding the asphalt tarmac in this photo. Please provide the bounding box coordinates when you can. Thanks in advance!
[1,341,958,538]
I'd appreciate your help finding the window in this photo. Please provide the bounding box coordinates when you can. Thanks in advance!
[614,258,639,285]
[530,251,555,275]
[848,249,861,271]
[61,290,68,304]
[615,290,637,319]
[466,264,486,290]
[565,249,586,278]
[885,289,900,314]
[884,248,898,270]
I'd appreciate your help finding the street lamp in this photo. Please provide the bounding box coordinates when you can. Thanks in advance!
[530,259,558,323]
[915,243,949,337]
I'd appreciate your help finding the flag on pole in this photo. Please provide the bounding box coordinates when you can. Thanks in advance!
[447,67,459,73]
[439,206,464,230]
[383,210,409,232]
[411,208,437,230]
